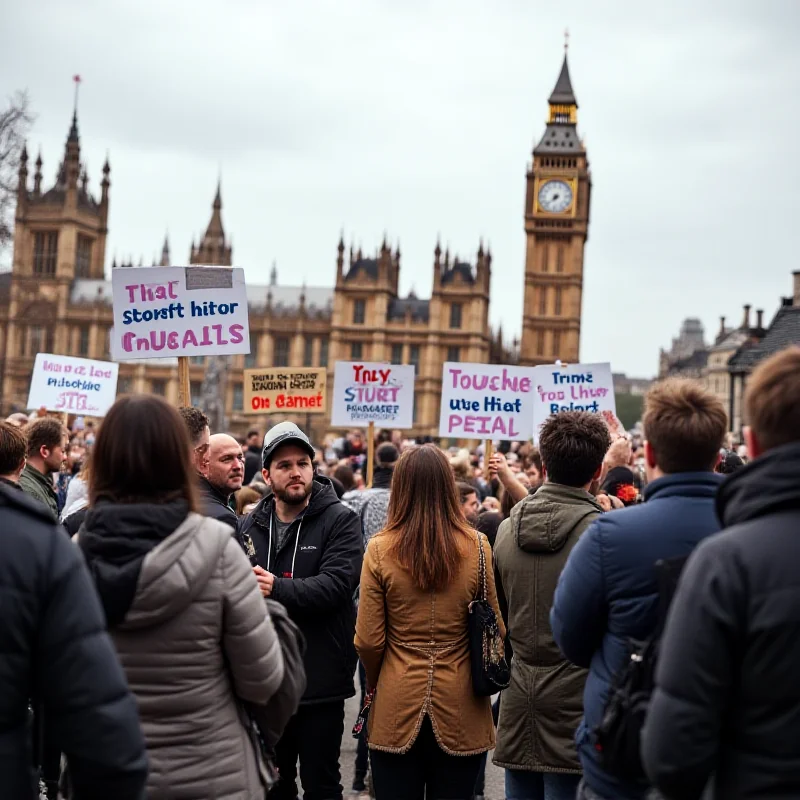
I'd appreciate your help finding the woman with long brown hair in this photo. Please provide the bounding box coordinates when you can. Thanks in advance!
[78,395,285,799]
[355,444,505,800]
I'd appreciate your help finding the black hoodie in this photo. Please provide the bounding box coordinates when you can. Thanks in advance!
[643,442,800,800]
[240,474,363,705]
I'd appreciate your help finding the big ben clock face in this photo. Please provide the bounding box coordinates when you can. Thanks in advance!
[538,179,574,213]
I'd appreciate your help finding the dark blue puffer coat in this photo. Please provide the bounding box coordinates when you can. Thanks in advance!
[551,471,723,800]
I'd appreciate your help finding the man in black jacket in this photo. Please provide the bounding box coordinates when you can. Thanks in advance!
[240,421,362,800]
[643,345,800,799]
[0,483,148,799]
[199,433,244,531]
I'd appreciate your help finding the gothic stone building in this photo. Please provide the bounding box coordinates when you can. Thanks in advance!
[0,53,591,438]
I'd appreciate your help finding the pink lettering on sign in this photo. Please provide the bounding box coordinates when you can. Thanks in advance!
[125,281,180,304]
[447,368,531,394]
[448,414,520,437]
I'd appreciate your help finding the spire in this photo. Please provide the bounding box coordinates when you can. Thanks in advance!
[270,261,278,286]
[213,177,222,209]
[33,148,42,194]
[70,75,82,141]
[160,233,170,266]
[548,54,578,108]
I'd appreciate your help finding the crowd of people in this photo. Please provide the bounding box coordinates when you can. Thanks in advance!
[1,345,799,800]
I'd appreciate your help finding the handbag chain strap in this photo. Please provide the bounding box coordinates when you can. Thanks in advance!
[476,533,487,602]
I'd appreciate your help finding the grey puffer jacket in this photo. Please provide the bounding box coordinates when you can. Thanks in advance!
[105,512,284,799]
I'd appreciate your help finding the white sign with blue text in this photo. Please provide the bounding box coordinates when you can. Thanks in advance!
[531,361,616,442]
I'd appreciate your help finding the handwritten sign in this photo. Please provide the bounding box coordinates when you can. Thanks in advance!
[111,266,250,361]
[244,368,327,415]
[27,354,119,416]
[331,362,415,428]
[532,362,617,441]
[438,362,535,441]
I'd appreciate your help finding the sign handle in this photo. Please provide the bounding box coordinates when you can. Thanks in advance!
[366,421,375,488]
[178,356,191,408]
[484,439,494,481]
[62,412,69,430]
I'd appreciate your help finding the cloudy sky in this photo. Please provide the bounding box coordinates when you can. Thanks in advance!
[3,0,799,377]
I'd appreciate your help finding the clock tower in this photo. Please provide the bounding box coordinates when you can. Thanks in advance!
[520,49,591,366]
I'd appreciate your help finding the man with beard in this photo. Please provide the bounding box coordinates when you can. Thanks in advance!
[20,417,68,520]
[240,421,362,800]
[200,434,245,532]
[457,480,482,526]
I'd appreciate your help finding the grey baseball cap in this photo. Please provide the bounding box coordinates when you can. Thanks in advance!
[262,421,315,468]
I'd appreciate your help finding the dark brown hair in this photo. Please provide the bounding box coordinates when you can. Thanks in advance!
[385,444,473,592]
[24,417,66,459]
[90,395,198,509]
[539,411,611,487]
[745,346,800,450]
[643,378,727,473]
[333,464,355,492]
[178,406,210,447]
[456,481,478,504]
[235,486,261,515]
[0,421,27,475]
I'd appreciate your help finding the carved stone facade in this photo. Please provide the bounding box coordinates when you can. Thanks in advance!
[1,52,588,439]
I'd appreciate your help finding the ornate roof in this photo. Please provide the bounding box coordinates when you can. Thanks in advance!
[729,304,800,371]
[549,55,578,106]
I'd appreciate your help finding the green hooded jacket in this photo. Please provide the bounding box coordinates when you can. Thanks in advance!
[492,482,603,773]
[19,464,59,521]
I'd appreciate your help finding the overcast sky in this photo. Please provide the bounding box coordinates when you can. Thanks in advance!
[3,0,799,377]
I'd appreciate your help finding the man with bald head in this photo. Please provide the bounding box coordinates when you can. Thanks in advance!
[199,433,245,532]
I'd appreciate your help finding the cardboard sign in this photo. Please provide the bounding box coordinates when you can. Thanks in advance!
[244,368,327,415]
[111,266,251,361]
[331,362,415,428]
[438,362,535,441]
[532,362,617,441]
[27,354,119,416]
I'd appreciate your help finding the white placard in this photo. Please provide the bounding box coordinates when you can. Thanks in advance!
[438,362,536,441]
[27,354,119,416]
[111,266,250,361]
[532,362,617,442]
[331,362,415,428]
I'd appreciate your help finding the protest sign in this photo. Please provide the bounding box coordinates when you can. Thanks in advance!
[111,266,251,361]
[438,362,535,441]
[27,354,119,416]
[331,362,415,429]
[244,368,327,415]
[532,362,616,441]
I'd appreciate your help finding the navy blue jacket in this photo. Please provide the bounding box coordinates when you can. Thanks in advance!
[551,471,723,800]
[0,484,147,799]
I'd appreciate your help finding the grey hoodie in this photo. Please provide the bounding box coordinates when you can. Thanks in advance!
[493,482,603,773]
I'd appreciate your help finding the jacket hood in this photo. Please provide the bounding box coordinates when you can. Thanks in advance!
[119,513,233,630]
[252,474,341,526]
[717,442,800,527]
[80,500,191,626]
[508,482,603,554]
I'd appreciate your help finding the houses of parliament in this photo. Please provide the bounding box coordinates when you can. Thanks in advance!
[0,52,592,437]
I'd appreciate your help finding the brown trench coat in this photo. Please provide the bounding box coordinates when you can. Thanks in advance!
[354,530,505,755]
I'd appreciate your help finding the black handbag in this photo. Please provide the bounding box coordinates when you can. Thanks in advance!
[468,533,510,696]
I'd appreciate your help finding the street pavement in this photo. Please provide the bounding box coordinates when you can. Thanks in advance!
[339,689,506,799]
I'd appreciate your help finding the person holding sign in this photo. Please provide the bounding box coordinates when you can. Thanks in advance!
[492,412,611,800]
[240,422,363,800]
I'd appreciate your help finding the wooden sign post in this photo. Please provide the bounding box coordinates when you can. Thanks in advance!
[484,439,494,480]
[366,421,375,488]
[178,356,191,408]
